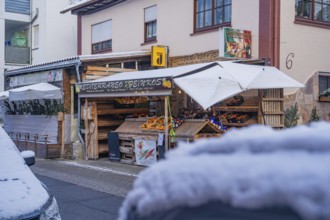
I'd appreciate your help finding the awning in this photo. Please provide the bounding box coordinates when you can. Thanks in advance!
[76,61,304,110]
[8,83,62,101]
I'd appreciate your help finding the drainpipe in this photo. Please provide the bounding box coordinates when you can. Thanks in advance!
[75,62,86,159]
[29,3,38,64]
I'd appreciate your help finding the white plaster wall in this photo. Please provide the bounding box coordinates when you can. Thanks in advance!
[231,0,259,59]
[81,0,260,57]
[280,0,330,94]
[0,0,5,92]
[31,0,46,64]
[32,0,77,64]
[45,0,77,61]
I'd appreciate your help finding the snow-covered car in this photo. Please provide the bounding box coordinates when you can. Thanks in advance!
[0,126,61,220]
[119,121,330,220]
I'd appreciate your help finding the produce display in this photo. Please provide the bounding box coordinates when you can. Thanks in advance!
[225,95,244,106]
[114,97,149,108]
[172,117,184,128]
[115,97,148,104]
[140,116,178,132]
[221,113,250,124]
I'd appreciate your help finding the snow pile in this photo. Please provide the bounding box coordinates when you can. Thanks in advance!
[119,122,330,220]
[0,127,49,219]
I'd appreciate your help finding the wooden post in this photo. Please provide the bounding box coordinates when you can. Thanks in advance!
[58,112,64,158]
[164,96,168,152]
[85,98,89,160]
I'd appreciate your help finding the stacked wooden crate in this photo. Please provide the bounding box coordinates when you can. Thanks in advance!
[119,136,135,164]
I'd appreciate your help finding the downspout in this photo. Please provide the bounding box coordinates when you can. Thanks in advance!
[29,4,39,64]
[75,61,86,159]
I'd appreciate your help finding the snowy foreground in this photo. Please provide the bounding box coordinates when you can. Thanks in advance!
[0,127,49,219]
[119,121,330,220]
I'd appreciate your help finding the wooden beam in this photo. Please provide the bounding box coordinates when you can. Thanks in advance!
[86,66,135,72]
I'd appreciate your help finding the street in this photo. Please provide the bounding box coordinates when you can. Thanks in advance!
[31,158,144,220]
[36,175,123,220]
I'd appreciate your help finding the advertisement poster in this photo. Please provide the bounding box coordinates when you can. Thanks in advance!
[224,28,252,59]
[134,139,157,166]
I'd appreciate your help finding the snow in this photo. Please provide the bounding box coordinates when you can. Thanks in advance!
[0,127,49,219]
[58,161,138,177]
[119,121,330,220]
[20,150,35,158]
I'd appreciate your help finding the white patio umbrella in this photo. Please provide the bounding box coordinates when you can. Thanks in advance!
[9,82,62,101]
[174,63,244,110]
[219,61,305,89]
[0,91,9,100]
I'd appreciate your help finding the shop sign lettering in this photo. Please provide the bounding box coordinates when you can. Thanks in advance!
[76,77,172,95]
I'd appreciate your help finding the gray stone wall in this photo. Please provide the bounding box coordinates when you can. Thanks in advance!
[284,72,330,124]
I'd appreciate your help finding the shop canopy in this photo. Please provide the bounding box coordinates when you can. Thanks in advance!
[7,82,62,101]
[76,61,304,110]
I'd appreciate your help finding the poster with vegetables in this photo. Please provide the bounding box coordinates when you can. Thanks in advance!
[224,28,252,59]
[135,139,157,166]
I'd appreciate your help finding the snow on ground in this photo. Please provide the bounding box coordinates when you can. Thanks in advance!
[0,127,49,219]
[119,121,330,220]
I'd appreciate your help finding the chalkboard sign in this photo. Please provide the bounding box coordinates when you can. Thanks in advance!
[76,76,173,95]
[108,132,120,161]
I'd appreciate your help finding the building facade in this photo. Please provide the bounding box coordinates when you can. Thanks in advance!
[0,0,77,91]
[63,0,330,123]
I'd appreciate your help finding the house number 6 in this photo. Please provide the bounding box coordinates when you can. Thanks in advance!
[286,53,294,69]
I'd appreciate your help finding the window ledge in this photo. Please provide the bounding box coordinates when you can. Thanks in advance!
[294,17,330,29]
[191,23,231,36]
[141,39,157,46]
[92,49,112,54]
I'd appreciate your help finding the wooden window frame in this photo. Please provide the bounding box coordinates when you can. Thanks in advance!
[91,20,112,54]
[295,0,330,29]
[319,73,330,102]
[145,20,157,43]
[91,39,112,54]
[193,0,232,34]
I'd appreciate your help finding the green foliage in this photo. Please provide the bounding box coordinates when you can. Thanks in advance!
[4,99,65,116]
[309,107,320,123]
[284,102,300,127]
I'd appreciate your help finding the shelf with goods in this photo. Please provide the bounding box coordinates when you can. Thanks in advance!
[82,98,150,159]
[212,94,261,128]
[112,118,222,165]
[211,89,285,129]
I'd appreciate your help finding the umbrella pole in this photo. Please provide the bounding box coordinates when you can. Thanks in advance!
[164,96,169,152]
[258,90,267,126]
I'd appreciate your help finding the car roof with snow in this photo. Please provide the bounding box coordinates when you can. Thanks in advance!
[0,126,49,219]
[119,122,330,220]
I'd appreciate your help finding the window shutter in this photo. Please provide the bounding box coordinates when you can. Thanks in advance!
[145,5,157,22]
[92,20,112,44]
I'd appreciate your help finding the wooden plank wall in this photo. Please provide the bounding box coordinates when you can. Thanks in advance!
[261,89,284,128]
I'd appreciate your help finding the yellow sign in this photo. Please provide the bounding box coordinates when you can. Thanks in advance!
[151,46,168,67]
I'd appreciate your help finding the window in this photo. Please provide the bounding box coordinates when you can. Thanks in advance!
[194,0,231,32]
[92,20,112,54]
[319,74,330,101]
[144,5,157,42]
[33,25,39,49]
[295,0,330,28]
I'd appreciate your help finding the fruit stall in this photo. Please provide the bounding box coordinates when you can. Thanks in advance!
[108,117,221,165]
[75,61,301,162]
